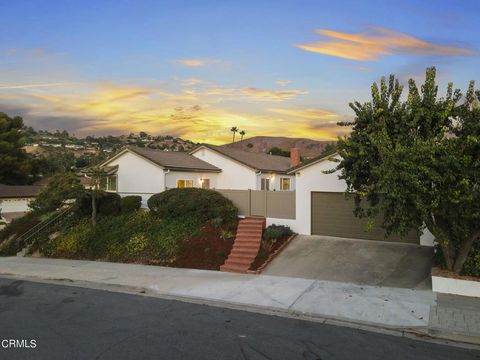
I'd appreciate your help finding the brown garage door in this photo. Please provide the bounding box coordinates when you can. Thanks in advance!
[311,192,419,244]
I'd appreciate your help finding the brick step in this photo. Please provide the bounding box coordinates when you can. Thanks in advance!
[232,241,261,248]
[237,225,263,229]
[234,235,261,240]
[223,258,252,267]
[235,232,262,236]
[220,217,265,273]
[225,254,255,263]
[230,248,259,256]
[220,264,248,273]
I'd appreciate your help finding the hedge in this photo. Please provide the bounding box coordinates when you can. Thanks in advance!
[147,188,238,224]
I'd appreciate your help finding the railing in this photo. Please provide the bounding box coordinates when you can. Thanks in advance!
[16,206,75,253]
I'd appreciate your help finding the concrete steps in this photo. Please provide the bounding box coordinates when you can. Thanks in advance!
[220,217,265,273]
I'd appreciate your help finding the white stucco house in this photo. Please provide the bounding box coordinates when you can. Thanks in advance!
[190,144,297,191]
[286,152,434,246]
[98,146,222,205]
[99,145,432,246]
[0,184,42,223]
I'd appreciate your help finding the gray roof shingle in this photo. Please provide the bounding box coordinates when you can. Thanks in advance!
[0,184,42,199]
[125,146,221,172]
[195,144,292,173]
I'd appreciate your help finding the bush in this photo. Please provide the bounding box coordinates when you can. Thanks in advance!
[0,212,40,246]
[263,224,293,242]
[44,211,200,264]
[75,190,122,217]
[121,196,142,214]
[147,188,238,224]
[29,172,83,214]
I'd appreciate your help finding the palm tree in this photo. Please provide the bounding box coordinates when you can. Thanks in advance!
[239,130,246,142]
[230,126,238,143]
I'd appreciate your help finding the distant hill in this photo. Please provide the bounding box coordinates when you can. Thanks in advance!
[221,136,335,159]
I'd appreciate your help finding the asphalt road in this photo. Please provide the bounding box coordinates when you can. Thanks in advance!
[0,278,478,360]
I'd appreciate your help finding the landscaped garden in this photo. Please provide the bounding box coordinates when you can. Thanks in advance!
[0,183,240,270]
[40,188,238,270]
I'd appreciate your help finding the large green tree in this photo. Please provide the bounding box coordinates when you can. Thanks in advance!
[29,172,83,214]
[335,67,480,273]
[0,112,38,184]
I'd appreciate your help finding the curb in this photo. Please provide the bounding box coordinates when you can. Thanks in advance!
[1,272,479,350]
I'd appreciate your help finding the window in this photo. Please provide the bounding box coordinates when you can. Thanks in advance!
[100,175,117,191]
[280,177,291,191]
[261,178,270,191]
[177,179,193,188]
[201,178,210,189]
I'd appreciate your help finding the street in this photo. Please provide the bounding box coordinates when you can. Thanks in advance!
[0,278,478,360]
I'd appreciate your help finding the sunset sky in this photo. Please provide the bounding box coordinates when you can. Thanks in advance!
[0,1,478,144]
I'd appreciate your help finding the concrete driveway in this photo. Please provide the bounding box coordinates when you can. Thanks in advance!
[262,235,433,289]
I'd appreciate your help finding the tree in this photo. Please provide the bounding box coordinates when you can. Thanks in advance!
[268,146,290,157]
[230,126,238,143]
[81,167,110,226]
[0,113,39,184]
[239,130,246,142]
[29,172,83,214]
[334,67,480,273]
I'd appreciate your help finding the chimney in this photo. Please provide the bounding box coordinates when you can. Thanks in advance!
[290,147,300,167]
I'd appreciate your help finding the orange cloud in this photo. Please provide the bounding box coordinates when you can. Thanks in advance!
[269,107,338,119]
[240,87,307,101]
[176,59,219,67]
[275,80,291,86]
[297,27,473,61]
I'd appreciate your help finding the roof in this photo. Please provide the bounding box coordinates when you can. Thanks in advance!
[0,184,42,199]
[191,144,293,174]
[102,146,221,173]
[287,151,339,174]
[1,211,27,223]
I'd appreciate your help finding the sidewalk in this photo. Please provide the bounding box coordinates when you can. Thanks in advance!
[0,257,478,345]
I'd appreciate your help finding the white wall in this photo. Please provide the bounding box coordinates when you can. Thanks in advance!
[108,151,165,204]
[192,148,257,190]
[165,171,218,189]
[257,174,296,191]
[0,198,33,213]
[294,155,347,235]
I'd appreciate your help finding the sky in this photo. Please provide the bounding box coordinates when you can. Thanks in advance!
[0,0,478,144]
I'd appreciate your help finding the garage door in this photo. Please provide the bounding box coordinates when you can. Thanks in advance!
[311,192,419,244]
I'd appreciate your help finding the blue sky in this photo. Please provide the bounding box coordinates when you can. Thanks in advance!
[0,0,478,143]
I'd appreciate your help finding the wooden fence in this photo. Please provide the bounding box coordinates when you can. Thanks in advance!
[216,189,296,219]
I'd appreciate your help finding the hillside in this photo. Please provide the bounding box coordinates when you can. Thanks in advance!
[221,136,335,158]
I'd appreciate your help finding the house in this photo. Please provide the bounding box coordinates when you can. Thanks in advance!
[0,184,42,223]
[99,146,221,205]
[99,145,432,246]
[190,144,297,191]
[287,152,434,246]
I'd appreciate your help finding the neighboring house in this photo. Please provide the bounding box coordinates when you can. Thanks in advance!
[99,146,221,205]
[190,144,297,191]
[0,184,42,223]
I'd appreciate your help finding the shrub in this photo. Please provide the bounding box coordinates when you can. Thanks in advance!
[0,212,40,246]
[29,172,83,214]
[263,224,293,242]
[45,211,200,264]
[147,188,238,224]
[121,196,142,214]
[75,190,122,217]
